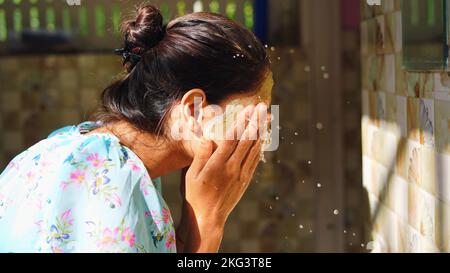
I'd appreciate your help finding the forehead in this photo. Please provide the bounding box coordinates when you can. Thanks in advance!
[221,71,274,106]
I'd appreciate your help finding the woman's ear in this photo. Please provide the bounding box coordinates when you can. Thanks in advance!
[180,89,207,138]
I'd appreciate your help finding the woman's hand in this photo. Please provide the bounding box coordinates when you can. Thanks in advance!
[176,103,268,253]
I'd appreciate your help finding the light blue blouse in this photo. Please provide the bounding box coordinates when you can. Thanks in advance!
[0,121,176,253]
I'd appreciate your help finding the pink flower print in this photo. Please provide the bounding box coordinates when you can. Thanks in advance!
[144,211,151,217]
[140,179,150,196]
[60,209,74,226]
[86,153,105,168]
[128,160,141,172]
[140,174,156,196]
[35,220,44,233]
[60,181,69,190]
[162,208,171,224]
[165,230,176,249]
[6,161,17,171]
[150,210,162,225]
[52,246,64,253]
[69,169,86,187]
[99,228,116,247]
[109,194,122,208]
[121,227,136,247]
[26,171,35,182]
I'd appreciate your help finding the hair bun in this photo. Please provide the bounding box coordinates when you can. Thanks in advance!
[122,4,165,53]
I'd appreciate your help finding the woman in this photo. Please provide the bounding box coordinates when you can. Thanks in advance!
[0,4,272,253]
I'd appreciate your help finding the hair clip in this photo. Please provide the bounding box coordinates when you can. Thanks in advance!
[114,47,142,67]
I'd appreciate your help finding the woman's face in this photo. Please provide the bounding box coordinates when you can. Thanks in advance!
[202,71,274,143]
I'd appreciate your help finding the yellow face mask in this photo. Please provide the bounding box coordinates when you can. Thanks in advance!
[203,72,274,159]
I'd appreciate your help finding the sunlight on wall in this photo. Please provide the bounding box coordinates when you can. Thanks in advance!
[361,0,450,253]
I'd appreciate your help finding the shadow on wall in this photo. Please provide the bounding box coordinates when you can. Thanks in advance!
[361,1,450,253]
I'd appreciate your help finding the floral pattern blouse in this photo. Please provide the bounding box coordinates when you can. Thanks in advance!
[0,121,176,253]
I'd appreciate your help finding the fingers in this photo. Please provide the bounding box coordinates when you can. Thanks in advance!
[207,105,254,165]
[189,138,213,176]
[241,138,262,178]
[229,103,267,164]
[228,105,260,164]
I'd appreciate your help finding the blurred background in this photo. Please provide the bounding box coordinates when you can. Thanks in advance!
[0,0,367,252]
[0,0,448,253]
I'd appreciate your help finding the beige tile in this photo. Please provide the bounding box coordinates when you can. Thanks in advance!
[407,97,420,142]
[435,100,450,155]
[419,99,435,147]
[420,146,437,196]
[394,11,402,52]
[384,54,396,93]
[0,92,22,112]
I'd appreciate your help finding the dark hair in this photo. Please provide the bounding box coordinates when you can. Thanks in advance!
[96,4,270,136]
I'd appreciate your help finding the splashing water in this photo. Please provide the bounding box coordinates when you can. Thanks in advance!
[316,123,324,130]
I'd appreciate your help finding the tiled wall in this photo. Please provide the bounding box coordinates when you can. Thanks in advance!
[361,0,450,252]
[0,54,122,167]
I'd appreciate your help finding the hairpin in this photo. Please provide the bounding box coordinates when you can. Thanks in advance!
[114,48,142,67]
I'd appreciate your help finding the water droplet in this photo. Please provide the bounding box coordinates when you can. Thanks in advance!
[277,160,281,164]
[269,205,273,210]
[290,142,294,145]
[289,48,295,54]
[291,213,295,217]
[333,209,339,215]
[270,46,276,51]
[361,243,365,247]
[321,66,326,71]
[248,45,252,48]
[323,73,330,79]
[277,56,281,61]
[317,183,322,188]
[307,160,312,165]
[316,123,324,130]
[352,232,356,237]
[304,66,311,72]
[275,196,279,201]
[302,180,305,184]
[344,230,347,234]
[299,224,304,229]
[309,229,313,233]
[276,125,282,130]
[294,132,299,136]
[265,44,269,48]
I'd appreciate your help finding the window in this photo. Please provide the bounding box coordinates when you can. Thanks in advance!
[402,0,447,70]
[0,0,262,54]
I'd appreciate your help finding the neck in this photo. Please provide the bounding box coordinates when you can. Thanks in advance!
[101,120,193,179]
